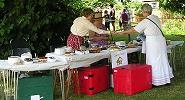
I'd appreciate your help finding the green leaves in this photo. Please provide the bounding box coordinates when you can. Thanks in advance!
[163,19,185,35]
[0,0,4,8]
[0,2,4,8]
[38,0,47,6]
[159,0,185,15]
[0,0,116,58]
[17,15,31,28]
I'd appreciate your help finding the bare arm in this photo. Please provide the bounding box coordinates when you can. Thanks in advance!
[89,31,96,39]
[89,31,108,41]
[117,27,138,35]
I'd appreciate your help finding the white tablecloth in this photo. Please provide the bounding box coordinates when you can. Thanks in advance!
[46,46,142,69]
[167,41,184,53]
[46,51,110,69]
[168,41,184,48]
[125,46,142,53]
[0,60,68,71]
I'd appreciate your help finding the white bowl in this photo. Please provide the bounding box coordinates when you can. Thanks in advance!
[8,56,21,65]
[54,48,66,55]
[115,41,126,46]
[21,52,32,61]
[65,47,73,52]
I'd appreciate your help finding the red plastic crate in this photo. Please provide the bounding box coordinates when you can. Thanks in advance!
[113,64,152,95]
[73,65,110,96]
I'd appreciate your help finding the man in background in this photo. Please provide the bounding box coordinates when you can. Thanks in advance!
[121,9,129,31]
[109,4,116,31]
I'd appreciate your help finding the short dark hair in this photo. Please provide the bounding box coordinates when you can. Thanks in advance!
[80,8,94,17]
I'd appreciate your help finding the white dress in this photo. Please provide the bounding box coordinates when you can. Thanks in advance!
[134,14,174,86]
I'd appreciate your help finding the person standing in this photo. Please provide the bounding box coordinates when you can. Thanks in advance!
[89,12,109,47]
[103,10,110,31]
[109,4,116,31]
[67,8,109,50]
[115,4,173,86]
[118,11,123,30]
[121,9,129,31]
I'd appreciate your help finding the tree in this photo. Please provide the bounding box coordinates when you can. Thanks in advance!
[159,0,185,15]
[0,0,78,58]
[0,0,115,58]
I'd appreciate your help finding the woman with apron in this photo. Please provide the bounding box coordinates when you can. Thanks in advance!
[67,8,109,50]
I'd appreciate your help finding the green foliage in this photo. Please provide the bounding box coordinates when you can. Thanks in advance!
[114,2,124,11]
[126,1,142,15]
[163,19,185,35]
[0,0,115,59]
[0,0,78,58]
[64,0,114,11]
[84,0,114,8]
[1,0,184,59]
[160,8,185,35]
[0,0,4,8]
[159,0,185,15]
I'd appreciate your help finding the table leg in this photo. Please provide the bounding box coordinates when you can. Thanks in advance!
[73,69,80,95]
[64,68,81,99]
[0,71,5,100]
[2,71,8,99]
[169,48,176,71]
[2,70,18,100]
[15,72,19,100]
[173,48,176,71]
[139,53,146,64]
[58,70,65,100]
[179,47,183,67]
[139,52,142,63]
[65,69,72,99]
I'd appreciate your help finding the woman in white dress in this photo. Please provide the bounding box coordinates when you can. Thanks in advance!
[115,3,173,86]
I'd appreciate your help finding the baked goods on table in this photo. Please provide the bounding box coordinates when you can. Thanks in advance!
[127,41,138,48]
[107,45,120,51]
[89,47,101,53]
[64,52,75,56]
[38,57,47,63]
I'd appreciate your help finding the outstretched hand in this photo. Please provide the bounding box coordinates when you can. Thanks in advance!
[112,31,122,35]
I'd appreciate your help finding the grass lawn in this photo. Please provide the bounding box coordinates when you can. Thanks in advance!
[68,34,185,100]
